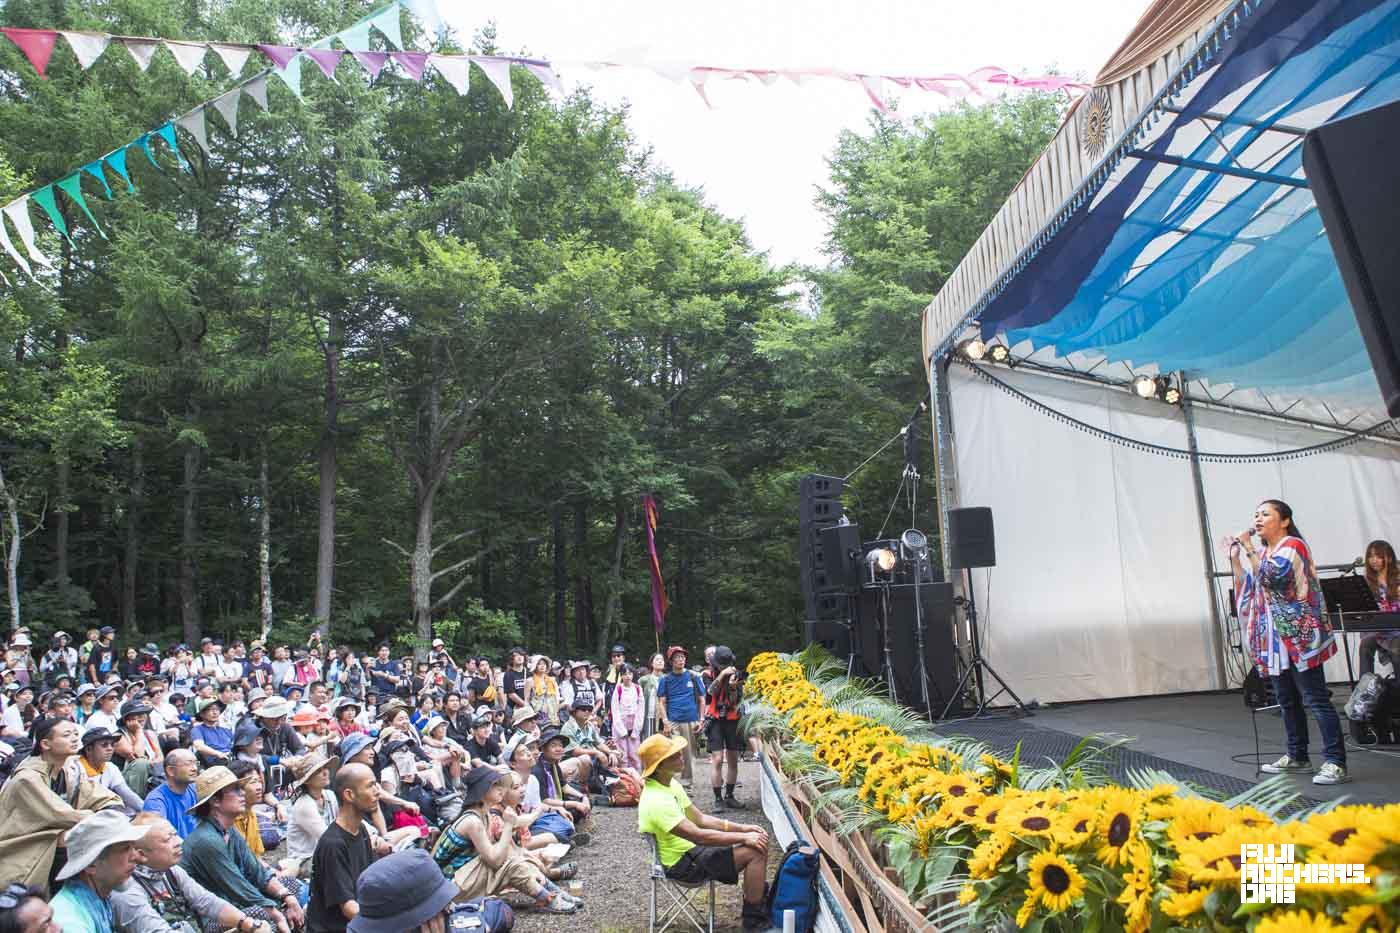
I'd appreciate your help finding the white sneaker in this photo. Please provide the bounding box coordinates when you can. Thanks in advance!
[1313,762,1349,785]
[1260,755,1313,774]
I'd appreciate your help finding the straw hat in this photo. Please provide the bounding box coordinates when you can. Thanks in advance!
[55,810,150,881]
[256,697,293,719]
[511,706,538,727]
[638,734,689,778]
[292,754,339,792]
[187,766,240,812]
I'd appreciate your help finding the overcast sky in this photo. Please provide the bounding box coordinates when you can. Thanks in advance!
[440,0,1149,267]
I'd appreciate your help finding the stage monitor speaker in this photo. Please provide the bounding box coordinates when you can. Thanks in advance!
[948,507,996,569]
[857,582,959,712]
[803,620,851,660]
[1303,100,1400,417]
[818,523,862,592]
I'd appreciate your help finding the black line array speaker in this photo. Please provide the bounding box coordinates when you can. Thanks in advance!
[818,523,863,592]
[803,620,851,659]
[857,582,959,711]
[799,474,850,622]
[947,507,996,570]
[1303,99,1400,417]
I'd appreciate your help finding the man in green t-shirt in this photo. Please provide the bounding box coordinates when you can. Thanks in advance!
[636,734,770,930]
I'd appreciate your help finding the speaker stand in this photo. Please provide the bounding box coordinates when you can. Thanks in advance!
[939,567,1032,720]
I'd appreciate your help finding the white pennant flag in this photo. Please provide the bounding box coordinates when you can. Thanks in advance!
[0,210,33,278]
[60,32,110,69]
[176,109,210,155]
[164,41,208,75]
[3,199,53,269]
[211,89,241,137]
[122,39,160,71]
[429,55,470,94]
[210,43,253,76]
[472,58,514,109]
[244,76,269,111]
[524,62,564,96]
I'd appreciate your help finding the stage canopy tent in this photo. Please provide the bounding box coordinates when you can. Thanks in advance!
[921,0,1400,704]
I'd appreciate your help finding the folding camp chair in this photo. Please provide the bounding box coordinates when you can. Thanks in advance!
[646,833,716,933]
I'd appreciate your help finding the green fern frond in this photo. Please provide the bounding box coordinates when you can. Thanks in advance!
[1221,774,1303,816]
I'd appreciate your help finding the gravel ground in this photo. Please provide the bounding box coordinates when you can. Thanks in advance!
[514,756,777,933]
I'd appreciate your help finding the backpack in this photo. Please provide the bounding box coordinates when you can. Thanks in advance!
[607,770,643,807]
[445,897,514,931]
[765,841,820,932]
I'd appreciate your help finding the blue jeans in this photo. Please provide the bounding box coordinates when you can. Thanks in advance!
[533,810,574,842]
[1272,664,1345,766]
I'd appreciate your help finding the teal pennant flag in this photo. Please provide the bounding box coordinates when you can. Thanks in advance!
[135,133,160,171]
[155,122,190,172]
[55,173,105,239]
[338,21,372,51]
[369,5,402,51]
[82,161,113,199]
[105,147,137,193]
[274,56,303,99]
[29,185,69,241]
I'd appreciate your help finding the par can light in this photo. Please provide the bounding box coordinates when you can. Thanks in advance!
[956,337,987,361]
[1132,374,1158,399]
[866,548,898,572]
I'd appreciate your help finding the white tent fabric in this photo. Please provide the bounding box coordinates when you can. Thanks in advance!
[948,364,1400,703]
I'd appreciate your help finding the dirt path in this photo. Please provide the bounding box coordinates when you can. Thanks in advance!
[514,756,776,933]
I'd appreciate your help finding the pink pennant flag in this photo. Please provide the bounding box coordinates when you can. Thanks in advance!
[352,50,389,79]
[472,57,514,108]
[2,28,59,77]
[859,75,890,112]
[256,44,300,70]
[303,47,344,79]
[392,51,428,81]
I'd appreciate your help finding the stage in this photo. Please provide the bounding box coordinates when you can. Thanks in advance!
[939,689,1400,809]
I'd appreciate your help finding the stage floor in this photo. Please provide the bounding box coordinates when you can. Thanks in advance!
[937,689,1400,808]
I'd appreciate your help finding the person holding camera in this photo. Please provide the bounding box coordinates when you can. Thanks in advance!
[704,646,746,810]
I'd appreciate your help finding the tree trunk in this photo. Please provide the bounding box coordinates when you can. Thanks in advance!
[121,440,143,634]
[572,502,593,647]
[53,457,70,583]
[314,328,340,631]
[597,502,628,660]
[552,504,567,651]
[179,422,202,645]
[1,461,20,632]
[411,484,437,651]
[258,444,273,640]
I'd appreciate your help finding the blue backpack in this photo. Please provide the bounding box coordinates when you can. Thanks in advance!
[766,842,820,932]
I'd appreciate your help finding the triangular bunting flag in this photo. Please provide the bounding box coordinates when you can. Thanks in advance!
[3,199,53,268]
[391,51,427,81]
[135,134,160,171]
[473,58,514,109]
[1,28,59,77]
[82,161,113,199]
[30,186,69,241]
[164,40,208,75]
[244,76,269,111]
[524,62,564,95]
[369,5,403,51]
[337,22,372,52]
[212,88,241,136]
[155,122,190,172]
[256,44,300,70]
[272,57,303,99]
[104,148,136,193]
[122,38,160,71]
[59,31,109,69]
[402,0,446,37]
[210,43,252,75]
[429,55,470,94]
[351,50,388,79]
[859,75,890,112]
[55,173,105,238]
[176,109,210,154]
[304,48,343,80]
[0,212,34,278]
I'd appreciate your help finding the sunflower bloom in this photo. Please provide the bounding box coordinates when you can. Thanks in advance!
[1253,908,1345,932]
[1026,850,1086,914]
[967,831,1014,880]
[1095,788,1146,867]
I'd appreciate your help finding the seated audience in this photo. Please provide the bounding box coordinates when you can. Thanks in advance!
[532,728,592,825]
[190,697,232,764]
[287,754,339,875]
[78,725,144,815]
[307,763,379,932]
[347,850,463,933]
[0,883,57,933]
[140,748,200,839]
[49,809,149,933]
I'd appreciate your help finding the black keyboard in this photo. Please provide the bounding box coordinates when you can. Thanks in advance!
[1335,612,1400,633]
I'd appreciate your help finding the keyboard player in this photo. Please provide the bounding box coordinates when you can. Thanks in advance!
[1358,540,1400,678]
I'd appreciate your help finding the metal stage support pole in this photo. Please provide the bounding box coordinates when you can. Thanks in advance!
[1179,375,1231,691]
[929,353,959,583]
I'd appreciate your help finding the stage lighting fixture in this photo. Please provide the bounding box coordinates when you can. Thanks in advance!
[1162,384,1182,405]
[987,343,1011,364]
[957,337,987,361]
[1132,374,1158,399]
[866,547,898,573]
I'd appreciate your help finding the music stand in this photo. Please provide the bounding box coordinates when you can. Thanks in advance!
[1320,575,1378,684]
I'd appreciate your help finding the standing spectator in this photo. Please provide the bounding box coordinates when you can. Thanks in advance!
[0,718,121,889]
[474,660,500,710]
[289,651,318,688]
[609,664,644,771]
[141,748,200,839]
[219,646,246,686]
[77,726,144,815]
[269,646,293,692]
[559,660,597,712]
[5,632,36,687]
[77,628,100,680]
[523,657,560,726]
[119,647,143,681]
[192,639,222,679]
[656,646,706,787]
[162,646,195,694]
[113,813,265,933]
[704,646,746,810]
[639,652,666,739]
[180,766,305,931]
[306,763,378,932]
[49,809,148,933]
[334,652,366,703]
[244,643,275,691]
[40,632,78,687]
[0,883,59,932]
[501,649,528,711]
[368,646,401,699]
[1,685,35,738]
[86,629,118,686]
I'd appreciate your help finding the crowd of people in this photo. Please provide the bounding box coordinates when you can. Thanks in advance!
[0,629,773,931]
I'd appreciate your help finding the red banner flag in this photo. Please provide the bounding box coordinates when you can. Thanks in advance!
[643,495,669,634]
[2,28,59,77]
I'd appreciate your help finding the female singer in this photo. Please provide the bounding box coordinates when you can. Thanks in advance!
[1227,499,1347,785]
[1358,540,1400,677]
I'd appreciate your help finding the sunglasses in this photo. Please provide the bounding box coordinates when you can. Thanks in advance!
[0,883,33,909]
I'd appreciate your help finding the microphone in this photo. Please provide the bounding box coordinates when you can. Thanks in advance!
[1354,556,1365,568]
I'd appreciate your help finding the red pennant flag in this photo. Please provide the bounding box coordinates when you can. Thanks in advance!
[392,51,428,81]
[2,28,59,77]
[255,44,299,70]
[352,50,389,79]
[304,48,344,79]
[643,495,669,634]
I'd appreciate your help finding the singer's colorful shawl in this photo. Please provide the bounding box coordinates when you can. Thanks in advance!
[1236,535,1336,675]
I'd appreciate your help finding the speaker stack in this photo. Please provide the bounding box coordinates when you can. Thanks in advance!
[799,474,854,655]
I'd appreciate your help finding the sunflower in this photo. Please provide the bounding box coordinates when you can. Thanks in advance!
[1341,903,1393,932]
[973,796,1011,833]
[1095,788,1146,866]
[957,883,978,906]
[1176,824,1271,885]
[1252,909,1344,933]
[1053,804,1098,849]
[1159,886,1209,921]
[1298,806,1395,869]
[1026,850,1086,914]
[1155,796,1243,850]
[1116,863,1154,933]
[967,831,1015,880]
